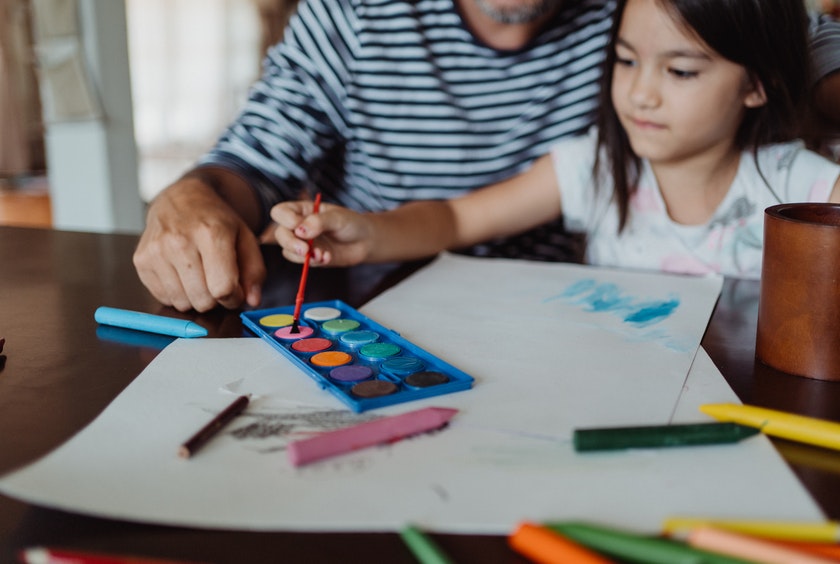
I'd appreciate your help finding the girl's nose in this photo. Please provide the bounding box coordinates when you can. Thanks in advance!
[629,71,661,108]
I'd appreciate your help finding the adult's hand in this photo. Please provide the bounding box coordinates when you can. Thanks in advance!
[133,169,266,312]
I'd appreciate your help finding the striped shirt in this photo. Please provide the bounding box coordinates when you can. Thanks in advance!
[199,0,840,261]
[810,11,840,81]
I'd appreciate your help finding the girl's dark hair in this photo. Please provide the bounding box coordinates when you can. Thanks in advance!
[594,0,811,231]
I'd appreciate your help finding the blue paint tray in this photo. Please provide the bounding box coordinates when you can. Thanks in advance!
[241,300,474,412]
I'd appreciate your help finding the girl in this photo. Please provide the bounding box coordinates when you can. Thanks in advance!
[271,0,840,279]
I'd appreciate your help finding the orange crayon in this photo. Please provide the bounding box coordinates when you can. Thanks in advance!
[509,521,614,564]
[765,540,840,561]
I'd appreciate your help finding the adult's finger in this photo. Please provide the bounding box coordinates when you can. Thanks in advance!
[234,227,266,309]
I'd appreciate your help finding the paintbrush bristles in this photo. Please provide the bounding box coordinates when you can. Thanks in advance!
[290,193,322,333]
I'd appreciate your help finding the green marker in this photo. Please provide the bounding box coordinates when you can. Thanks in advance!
[573,422,759,452]
[545,522,756,564]
[400,525,454,564]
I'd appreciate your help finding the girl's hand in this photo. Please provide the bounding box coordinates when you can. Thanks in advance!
[270,201,375,267]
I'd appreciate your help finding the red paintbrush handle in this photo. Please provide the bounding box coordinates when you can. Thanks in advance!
[292,193,322,321]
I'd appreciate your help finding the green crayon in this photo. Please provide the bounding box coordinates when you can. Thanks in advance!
[400,525,453,564]
[545,522,757,564]
[573,422,759,452]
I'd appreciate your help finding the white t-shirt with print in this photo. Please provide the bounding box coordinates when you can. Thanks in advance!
[551,128,840,279]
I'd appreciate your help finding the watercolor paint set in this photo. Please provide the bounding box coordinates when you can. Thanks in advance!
[240,300,474,412]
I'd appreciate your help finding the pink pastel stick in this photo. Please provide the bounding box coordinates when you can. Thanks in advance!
[287,407,457,467]
[688,526,839,564]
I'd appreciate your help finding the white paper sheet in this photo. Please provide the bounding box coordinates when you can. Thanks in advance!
[362,254,722,432]
[0,255,824,533]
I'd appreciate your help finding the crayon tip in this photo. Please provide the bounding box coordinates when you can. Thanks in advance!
[428,407,459,421]
[732,424,760,440]
[184,322,209,338]
[699,403,736,419]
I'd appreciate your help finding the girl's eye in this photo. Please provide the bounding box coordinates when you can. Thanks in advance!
[615,56,636,67]
[669,68,699,79]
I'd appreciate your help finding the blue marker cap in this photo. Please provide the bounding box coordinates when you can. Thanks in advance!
[94,306,208,339]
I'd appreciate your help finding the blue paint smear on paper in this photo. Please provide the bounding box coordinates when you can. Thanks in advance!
[546,279,680,328]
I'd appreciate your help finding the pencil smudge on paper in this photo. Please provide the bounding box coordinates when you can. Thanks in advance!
[431,483,450,502]
[228,409,379,453]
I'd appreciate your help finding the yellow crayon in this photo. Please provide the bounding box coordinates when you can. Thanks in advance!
[699,403,840,452]
[663,517,840,543]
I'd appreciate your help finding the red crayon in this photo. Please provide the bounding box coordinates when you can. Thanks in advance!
[19,546,206,564]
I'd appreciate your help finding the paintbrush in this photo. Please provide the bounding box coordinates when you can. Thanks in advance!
[290,192,322,333]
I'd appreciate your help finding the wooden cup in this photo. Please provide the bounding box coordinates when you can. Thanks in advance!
[757,203,840,380]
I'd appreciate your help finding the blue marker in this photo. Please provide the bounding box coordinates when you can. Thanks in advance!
[94,306,208,338]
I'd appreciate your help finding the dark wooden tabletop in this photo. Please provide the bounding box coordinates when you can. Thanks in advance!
[1,225,839,564]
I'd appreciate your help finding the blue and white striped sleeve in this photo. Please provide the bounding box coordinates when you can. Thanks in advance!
[809,11,840,82]
[197,0,357,229]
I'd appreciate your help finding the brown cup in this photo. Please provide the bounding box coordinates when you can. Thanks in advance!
[756,203,840,380]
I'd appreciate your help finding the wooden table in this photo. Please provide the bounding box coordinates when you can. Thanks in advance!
[2,225,840,563]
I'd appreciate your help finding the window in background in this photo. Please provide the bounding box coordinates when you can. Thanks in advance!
[126,0,261,202]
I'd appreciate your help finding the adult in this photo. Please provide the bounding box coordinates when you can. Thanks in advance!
[133,0,840,312]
